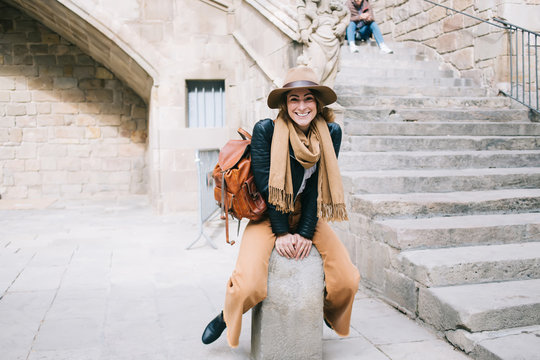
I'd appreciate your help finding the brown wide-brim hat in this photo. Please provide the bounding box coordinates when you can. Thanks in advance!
[267,66,337,109]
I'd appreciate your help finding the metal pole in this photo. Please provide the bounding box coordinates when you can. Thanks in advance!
[522,29,525,103]
[510,28,514,98]
[534,35,540,111]
[516,28,519,101]
[528,31,531,108]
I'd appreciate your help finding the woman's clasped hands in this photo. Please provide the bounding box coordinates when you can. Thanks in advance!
[275,233,312,260]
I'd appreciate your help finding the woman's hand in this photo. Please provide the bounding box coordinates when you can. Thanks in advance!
[275,233,297,259]
[294,234,312,260]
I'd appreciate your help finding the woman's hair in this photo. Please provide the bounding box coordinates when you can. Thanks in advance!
[277,89,335,123]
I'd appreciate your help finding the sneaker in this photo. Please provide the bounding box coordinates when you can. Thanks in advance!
[349,42,359,53]
[379,43,393,54]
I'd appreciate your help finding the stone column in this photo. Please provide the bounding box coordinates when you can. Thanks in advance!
[251,248,324,360]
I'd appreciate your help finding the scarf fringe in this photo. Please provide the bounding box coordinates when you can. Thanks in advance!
[318,202,348,222]
[269,186,294,213]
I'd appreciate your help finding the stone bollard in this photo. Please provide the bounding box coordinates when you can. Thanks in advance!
[251,247,324,360]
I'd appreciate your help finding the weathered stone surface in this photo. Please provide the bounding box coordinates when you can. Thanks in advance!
[0,3,148,200]
[342,168,540,195]
[398,242,540,287]
[343,121,540,137]
[345,135,537,152]
[251,248,324,360]
[338,38,540,355]
[418,279,540,332]
[448,47,475,70]
[375,212,540,250]
[383,269,417,314]
[447,326,540,360]
[379,339,471,360]
[339,150,540,171]
[354,233,394,290]
[350,189,540,219]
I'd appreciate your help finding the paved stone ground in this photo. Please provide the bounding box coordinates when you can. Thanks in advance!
[0,196,471,360]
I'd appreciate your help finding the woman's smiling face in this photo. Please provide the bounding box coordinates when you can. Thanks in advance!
[286,88,318,133]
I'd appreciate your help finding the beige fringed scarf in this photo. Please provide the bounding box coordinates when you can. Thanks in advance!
[268,113,348,222]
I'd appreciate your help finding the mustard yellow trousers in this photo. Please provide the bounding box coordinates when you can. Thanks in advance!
[223,212,360,348]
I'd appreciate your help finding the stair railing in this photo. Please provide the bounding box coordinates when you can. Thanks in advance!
[494,18,539,115]
[424,0,539,115]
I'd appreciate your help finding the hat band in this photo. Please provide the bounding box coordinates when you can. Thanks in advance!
[283,80,319,88]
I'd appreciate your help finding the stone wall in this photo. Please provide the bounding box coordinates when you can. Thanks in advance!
[372,0,540,89]
[0,0,301,211]
[0,1,148,199]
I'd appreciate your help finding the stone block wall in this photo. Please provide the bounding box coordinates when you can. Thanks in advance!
[0,2,148,199]
[372,0,540,89]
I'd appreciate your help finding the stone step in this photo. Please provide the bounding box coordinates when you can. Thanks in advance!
[418,279,540,332]
[340,41,419,57]
[343,121,540,136]
[342,167,540,194]
[339,51,440,67]
[446,326,540,360]
[342,135,540,152]
[338,75,474,87]
[339,54,442,71]
[338,95,512,108]
[345,107,530,122]
[335,84,490,97]
[339,150,540,171]
[398,242,540,287]
[336,67,455,80]
[370,212,540,250]
[349,189,540,219]
[338,62,441,74]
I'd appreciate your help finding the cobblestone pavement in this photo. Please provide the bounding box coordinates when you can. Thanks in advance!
[0,196,470,360]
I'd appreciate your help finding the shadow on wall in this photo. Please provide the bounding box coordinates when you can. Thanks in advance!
[0,2,148,200]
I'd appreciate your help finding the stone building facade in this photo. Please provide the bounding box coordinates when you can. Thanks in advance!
[0,0,301,212]
[0,0,538,212]
[0,3,148,199]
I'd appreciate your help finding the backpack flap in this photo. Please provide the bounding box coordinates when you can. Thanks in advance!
[218,139,250,171]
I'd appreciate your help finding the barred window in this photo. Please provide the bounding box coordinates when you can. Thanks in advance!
[186,80,225,128]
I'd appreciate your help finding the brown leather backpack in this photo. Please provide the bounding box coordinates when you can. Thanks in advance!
[213,128,267,245]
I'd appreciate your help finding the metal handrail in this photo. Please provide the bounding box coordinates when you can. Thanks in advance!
[494,18,540,37]
[493,18,539,114]
[424,0,540,115]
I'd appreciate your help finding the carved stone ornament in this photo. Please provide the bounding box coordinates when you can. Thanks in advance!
[296,0,350,87]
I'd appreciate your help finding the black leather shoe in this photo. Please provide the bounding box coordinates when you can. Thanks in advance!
[202,311,226,344]
[324,317,332,330]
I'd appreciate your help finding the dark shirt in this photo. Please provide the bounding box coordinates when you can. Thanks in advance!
[250,118,342,239]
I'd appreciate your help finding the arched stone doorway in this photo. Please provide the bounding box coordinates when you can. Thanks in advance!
[0,0,154,199]
[2,0,155,102]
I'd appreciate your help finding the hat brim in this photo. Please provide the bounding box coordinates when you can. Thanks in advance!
[267,85,337,109]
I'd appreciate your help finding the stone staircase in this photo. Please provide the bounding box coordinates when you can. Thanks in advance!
[334,41,540,360]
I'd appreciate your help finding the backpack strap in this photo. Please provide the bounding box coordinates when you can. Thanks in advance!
[237,128,251,140]
[220,174,235,245]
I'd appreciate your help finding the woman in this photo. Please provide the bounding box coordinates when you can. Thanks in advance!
[201,66,360,348]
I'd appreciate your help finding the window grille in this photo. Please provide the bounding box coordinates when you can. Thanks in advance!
[187,80,225,128]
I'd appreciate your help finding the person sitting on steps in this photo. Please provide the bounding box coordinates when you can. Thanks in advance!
[346,0,393,54]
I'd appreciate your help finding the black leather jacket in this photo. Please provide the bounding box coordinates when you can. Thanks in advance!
[251,118,342,239]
